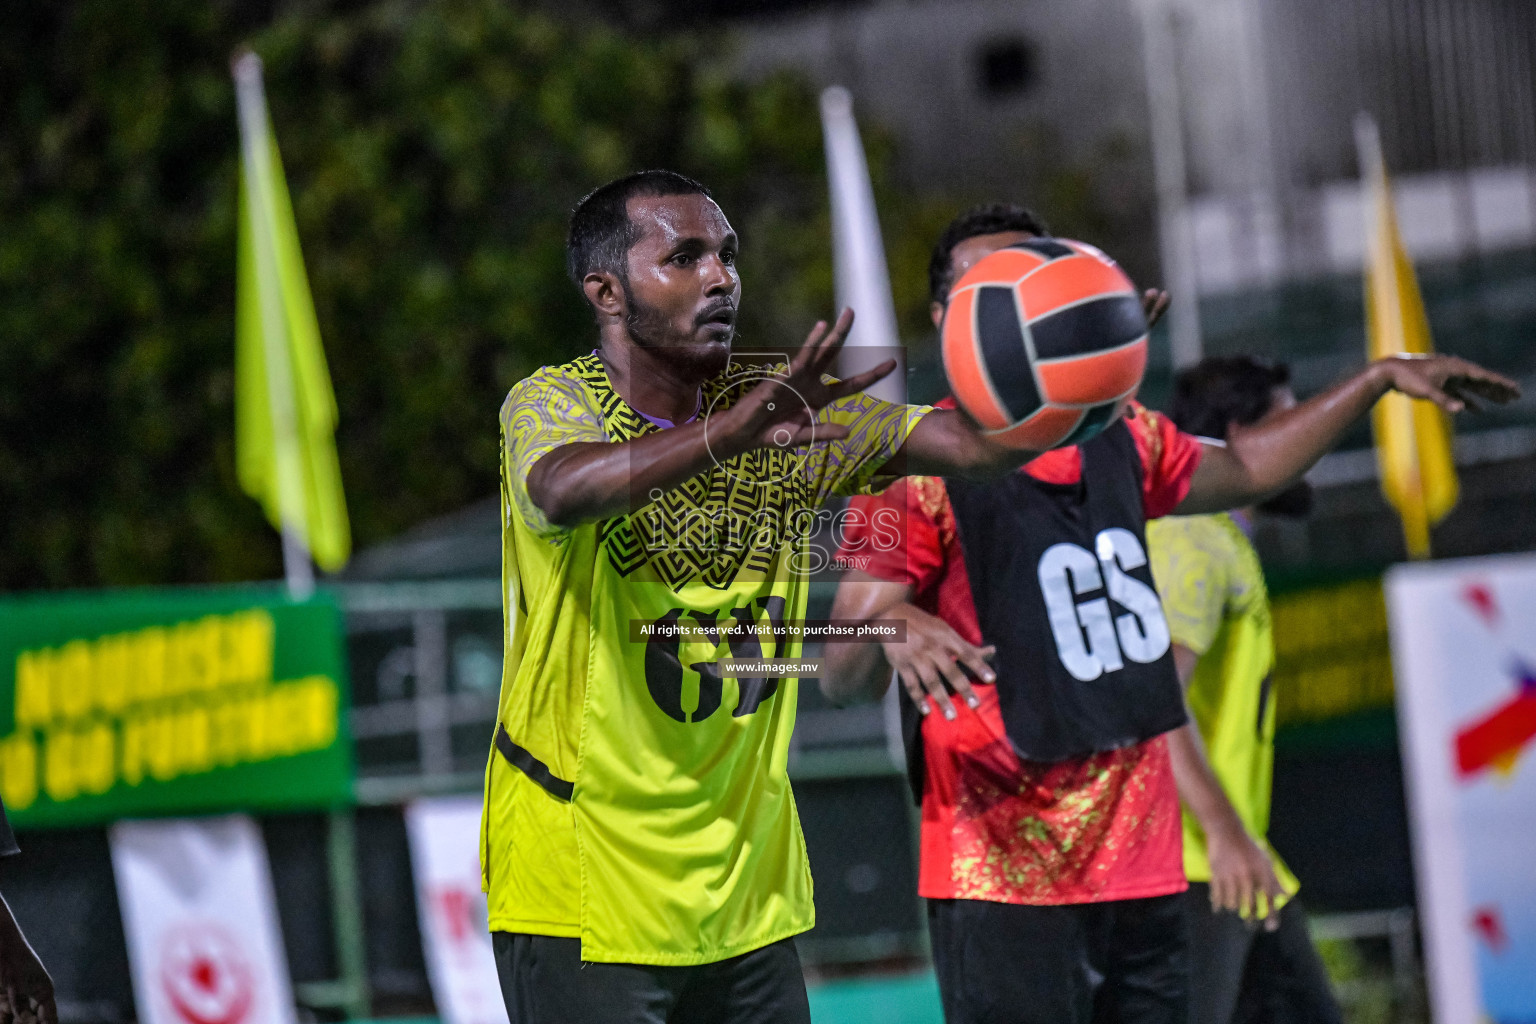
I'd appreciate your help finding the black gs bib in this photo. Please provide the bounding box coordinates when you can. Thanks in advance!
[939,419,1186,765]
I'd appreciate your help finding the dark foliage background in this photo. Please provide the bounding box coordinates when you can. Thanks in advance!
[0,0,955,590]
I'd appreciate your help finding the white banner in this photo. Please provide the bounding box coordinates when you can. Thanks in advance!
[109,816,296,1024]
[405,796,507,1024]
[1387,553,1536,1024]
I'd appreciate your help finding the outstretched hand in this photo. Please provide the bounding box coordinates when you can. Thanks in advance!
[1378,353,1520,413]
[724,309,897,451]
[881,603,995,721]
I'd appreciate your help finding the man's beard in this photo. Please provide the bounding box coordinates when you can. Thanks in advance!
[1258,481,1314,518]
[622,277,732,379]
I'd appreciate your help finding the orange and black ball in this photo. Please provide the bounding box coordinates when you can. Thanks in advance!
[941,238,1148,450]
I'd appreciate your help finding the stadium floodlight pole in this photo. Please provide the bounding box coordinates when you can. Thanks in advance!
[1136,0,1204,369]
[820,85,905,405]
[233,49,316,601]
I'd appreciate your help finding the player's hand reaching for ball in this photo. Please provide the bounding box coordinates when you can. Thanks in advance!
[880,603,995,721]
[721,309,897,451]
[1373,353,1521,413]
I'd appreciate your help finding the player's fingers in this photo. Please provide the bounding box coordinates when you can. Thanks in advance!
[952,647,1001,696]
[807,308,856,373]
[1142,288,1171,329]
[1394,368,1462,413]
[1237,871,1257,922]
[955,643,997,689]
[1222,873,1243,916]
[793,321,829,374]
[936,656,980,711]
[1260,870,1285,932]
[915,660,958,721]
[1446,367,1520,404]
[823,307,856,352]
[770,425,822,449]
[825,359,897,402]
[1445,383,1486,413]
[897,667,933,717]
[802,319,829,349]
[800,422,850,444]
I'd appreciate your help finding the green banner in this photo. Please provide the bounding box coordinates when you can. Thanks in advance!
[0,586,353,829]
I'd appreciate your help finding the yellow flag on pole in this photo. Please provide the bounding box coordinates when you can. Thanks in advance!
[233,51,350,584]
[1355,113,1457,560]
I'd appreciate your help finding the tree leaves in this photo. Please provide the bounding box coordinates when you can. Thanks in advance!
[0,0,944,589]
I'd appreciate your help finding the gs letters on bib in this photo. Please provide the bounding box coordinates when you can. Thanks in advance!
[935,418,1187,769]
[1038,528,1171,682]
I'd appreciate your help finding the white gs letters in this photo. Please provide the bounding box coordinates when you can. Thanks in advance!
[1037,530,1172,682]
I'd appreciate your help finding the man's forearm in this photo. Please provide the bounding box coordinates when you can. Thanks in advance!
[891,408,1040,479]
[1182,352,1522,513]
[823,576,917,706]
[1179,363,1391,513]
[1234,362,1388,491]
[527,414,754,529]
[1167,723,1248,840]
[821,636,894,706]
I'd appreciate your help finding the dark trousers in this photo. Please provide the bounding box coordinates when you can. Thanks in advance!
[491,932,811,1024]
[928,894,1190,1024]
[1183,883,1343,1024]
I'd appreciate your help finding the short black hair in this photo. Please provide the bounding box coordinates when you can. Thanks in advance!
[1170,356,1292,440]
[928,203,1049,305]
[566,170,713,287]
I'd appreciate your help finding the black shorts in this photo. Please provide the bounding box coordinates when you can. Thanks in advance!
[491,932,811,1024]
[928,894,1190,1024]
[1182,883,1342,1024]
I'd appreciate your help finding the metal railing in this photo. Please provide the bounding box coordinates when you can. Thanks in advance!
[1311,907,1423,1019]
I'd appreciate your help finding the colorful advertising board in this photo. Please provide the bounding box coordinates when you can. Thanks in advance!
[405,796,508,1024]
[111,815,297,1024]
[0,587,352,828]
[1387,553,1536,1024]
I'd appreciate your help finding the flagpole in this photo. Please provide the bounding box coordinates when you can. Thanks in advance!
[1137,0,1204,368]
[233,50,316,600]
[820,86,904,405]
[1355,111,1461,560]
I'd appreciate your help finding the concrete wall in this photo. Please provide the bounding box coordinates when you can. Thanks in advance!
[726,0,1162,279]
[724,0,1536,295]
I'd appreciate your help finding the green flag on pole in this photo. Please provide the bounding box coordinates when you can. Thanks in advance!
[233,50,350,586]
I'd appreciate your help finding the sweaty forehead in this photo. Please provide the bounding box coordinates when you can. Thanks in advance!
[626,192,732,248]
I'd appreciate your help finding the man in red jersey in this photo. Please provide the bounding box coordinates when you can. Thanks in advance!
[823,204,1518,1024]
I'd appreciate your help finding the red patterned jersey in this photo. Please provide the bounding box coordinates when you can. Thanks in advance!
[843,402,1204,904]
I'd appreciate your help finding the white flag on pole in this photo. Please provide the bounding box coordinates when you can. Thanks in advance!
[820,85,904,404]
[110,816,296,1024]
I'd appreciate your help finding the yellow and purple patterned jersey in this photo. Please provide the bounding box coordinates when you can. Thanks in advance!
[481,352,929,964]
[1147,512,1300,900]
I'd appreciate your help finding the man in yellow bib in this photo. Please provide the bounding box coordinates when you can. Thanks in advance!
[483,170,1055,1023]
[1149,356,1343,1024]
